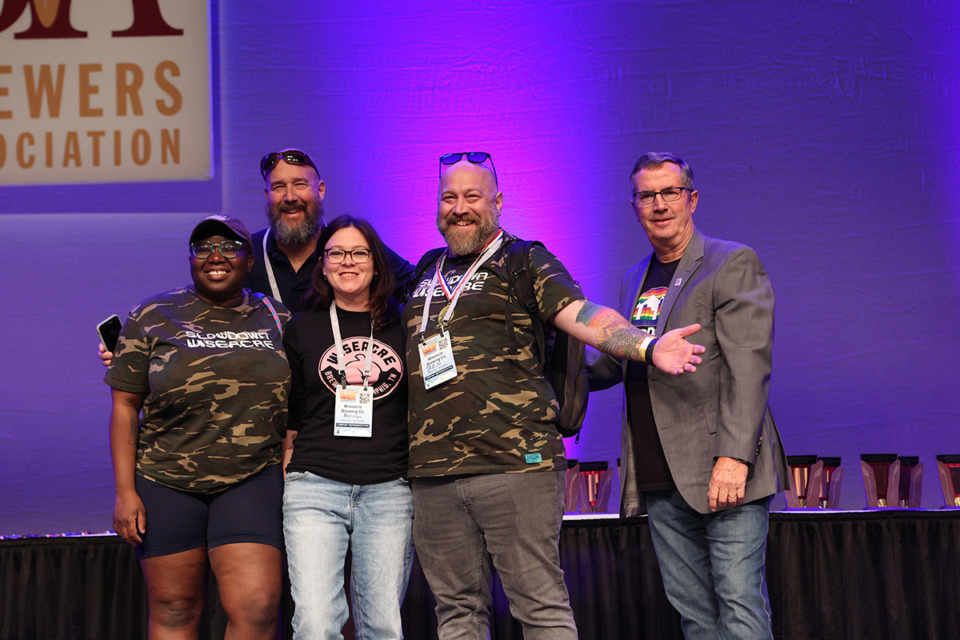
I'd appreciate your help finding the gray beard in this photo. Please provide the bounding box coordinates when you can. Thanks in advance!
[269,203,322,245]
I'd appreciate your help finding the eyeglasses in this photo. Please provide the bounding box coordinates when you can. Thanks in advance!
[260,149,319,179]
[633,187,693,207]
[324,248,372,264]
[633,186,692,206]
[439,152,497,183]
[190,240,246,260]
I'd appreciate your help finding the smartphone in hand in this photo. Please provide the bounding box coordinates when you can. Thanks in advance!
[97,314,122,353]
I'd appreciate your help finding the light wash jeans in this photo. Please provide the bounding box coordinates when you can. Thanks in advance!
[283,471,414,640]
[411,470,577,640]
[646,490,774,640]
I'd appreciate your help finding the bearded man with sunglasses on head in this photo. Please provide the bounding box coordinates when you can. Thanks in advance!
[250,149,414,313]
[403,151,707,639]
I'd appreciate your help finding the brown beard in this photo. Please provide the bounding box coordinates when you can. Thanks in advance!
[438,210,500,255]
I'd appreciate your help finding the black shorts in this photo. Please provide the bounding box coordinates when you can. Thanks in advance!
[134,464,283,559]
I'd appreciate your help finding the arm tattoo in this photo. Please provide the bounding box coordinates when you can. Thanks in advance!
[575,301,647,360]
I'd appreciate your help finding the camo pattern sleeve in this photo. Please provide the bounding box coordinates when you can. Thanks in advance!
[104,287,291,493]
[403,233,584,478]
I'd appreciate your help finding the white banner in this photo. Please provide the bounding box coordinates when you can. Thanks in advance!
[0,0,211,185]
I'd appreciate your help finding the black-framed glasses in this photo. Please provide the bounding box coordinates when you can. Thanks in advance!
[190,240,246,260]
[439,151,497,183]
[324,248,372,264]
[260,149,318,179]
[633,186,692,206]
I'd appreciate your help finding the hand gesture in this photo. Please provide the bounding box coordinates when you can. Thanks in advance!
[651,324,705,375]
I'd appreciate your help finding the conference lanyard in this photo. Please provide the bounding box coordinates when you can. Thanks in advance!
[329,301,374,388]
[417,229,504,337]
[416,230,503,390]
[262,228,283,304]
[329,301,375,437]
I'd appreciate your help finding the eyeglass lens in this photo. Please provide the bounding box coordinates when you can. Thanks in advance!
[637,187,685,205]
[191,241,242,259]
[325,249,371,263]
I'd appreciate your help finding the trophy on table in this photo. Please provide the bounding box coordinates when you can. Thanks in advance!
[895,455,923,508]
[860,453,900,508]
[785,455,822,508]
[577,461,614,513]
[936,454,960,509]
[817,456,843,509]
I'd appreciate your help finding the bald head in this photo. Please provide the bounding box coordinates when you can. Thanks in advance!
[440,160,497,190]
[437,161,503,255]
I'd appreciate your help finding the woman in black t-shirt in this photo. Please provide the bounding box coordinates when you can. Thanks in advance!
[281,215,412,639]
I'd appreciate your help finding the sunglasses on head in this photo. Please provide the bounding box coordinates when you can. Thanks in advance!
[260,149,318,179]
[439,152,497,183]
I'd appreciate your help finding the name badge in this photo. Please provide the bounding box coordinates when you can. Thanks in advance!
[418,330,457,390]
[334,385,373,437]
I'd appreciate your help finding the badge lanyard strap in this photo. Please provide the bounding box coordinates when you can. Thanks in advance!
[418,230,504,338]
[262,228,283,304]
[256,293,284,336]
[329,301,374,390]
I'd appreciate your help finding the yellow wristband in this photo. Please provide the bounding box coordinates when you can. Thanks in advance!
[639,335,653,363]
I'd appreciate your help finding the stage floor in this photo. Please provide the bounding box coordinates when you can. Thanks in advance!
[2,510,958,639]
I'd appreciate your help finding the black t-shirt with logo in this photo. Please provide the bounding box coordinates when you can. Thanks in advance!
[625,257,679,492]
[283,305,408,485]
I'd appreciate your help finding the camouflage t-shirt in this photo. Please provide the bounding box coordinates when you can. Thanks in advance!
[403,233,585,477]
[104,287,291,493]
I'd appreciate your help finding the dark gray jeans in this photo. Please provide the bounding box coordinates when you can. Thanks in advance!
[411,470,578,640]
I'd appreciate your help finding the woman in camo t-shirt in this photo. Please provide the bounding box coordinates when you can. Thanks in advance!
[105,215,290,640]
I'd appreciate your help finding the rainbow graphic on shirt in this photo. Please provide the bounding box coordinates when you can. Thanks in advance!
[631,286,668,331]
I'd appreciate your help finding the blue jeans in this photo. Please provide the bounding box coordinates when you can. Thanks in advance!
[411,471,577,640]
[645,490,773,640]
[283,471,415,640]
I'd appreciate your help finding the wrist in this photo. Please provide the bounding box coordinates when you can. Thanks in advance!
[645,337,659,364]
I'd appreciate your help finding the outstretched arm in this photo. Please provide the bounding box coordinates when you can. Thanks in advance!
[552,300,705,375]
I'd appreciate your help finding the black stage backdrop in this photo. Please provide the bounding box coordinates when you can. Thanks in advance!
[2,511,958,640]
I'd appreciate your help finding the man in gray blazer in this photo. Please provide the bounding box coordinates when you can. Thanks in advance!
[591,152,789,639]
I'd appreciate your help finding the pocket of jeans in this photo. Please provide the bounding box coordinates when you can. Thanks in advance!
[284,470,307,484]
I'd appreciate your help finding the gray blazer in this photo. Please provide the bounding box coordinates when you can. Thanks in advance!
[591,228,789,516]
